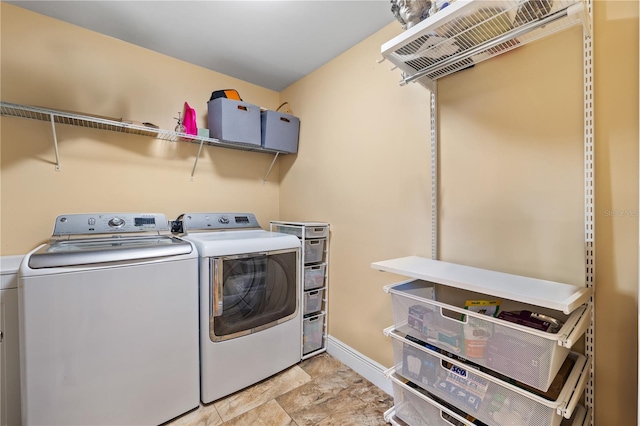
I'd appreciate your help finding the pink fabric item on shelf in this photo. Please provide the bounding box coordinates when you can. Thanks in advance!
[183,102,197,135]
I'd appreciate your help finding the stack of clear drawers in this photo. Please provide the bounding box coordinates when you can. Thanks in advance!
[383,278,592,426]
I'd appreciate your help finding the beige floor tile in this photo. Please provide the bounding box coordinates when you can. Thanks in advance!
[284,386,360,425]
[316,400,391,426]
[163,354,393,426]
[214,365,311,422]
[165,403,223,426]
[298,352,344,379]
[222,400,295,426]
[277,365,381,425]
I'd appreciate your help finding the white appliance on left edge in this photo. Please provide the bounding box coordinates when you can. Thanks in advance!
[1,255,24,426]
[174,212,301,404]
[18,213,200,426]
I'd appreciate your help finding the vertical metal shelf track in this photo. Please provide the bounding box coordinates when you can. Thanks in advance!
[410,0,595,422]
[430,84,438,261]
[583,0,595,423]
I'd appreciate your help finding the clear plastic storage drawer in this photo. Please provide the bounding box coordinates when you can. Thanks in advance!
[389,371,484,426]
[386,327,590,426]
[304,289,324,315]
[303,313,325,355]
[385,374,590,426]
[304,239,325,264]
[304,263,326,290]
[385,279,590,391]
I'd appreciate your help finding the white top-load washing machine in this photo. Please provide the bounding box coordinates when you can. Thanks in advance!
[19,213,200,426]
[174,212,301,404]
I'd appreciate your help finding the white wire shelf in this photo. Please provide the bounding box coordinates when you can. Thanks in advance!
[0,101,286,154]
[1,101,287,180]
[381,0,589,89]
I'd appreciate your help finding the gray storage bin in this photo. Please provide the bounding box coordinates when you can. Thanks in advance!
[304,239,325,264]
[207,98,261,146]
[303,313,325,355]
[261,110,300,153]
[304,289,324,315]
[304,263,326,290]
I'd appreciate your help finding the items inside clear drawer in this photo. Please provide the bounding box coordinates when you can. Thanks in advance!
[387,279,589,391]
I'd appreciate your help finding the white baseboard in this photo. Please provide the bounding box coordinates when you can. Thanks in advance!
[326,335,393,396]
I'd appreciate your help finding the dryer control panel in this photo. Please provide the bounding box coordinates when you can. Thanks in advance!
[52,213,169,235]
[179,213,261,231]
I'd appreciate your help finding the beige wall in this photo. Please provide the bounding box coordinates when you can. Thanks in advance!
[592,1,639,423]
[1,3,282,254]
[279,24,433,364]
[2,1,639,424]
[280,1,638,424]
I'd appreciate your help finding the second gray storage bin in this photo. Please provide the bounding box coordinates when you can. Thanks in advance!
[261,110,300,153]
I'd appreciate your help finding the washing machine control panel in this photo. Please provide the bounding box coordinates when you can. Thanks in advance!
[53,213,170,235]
[181,213,260,231]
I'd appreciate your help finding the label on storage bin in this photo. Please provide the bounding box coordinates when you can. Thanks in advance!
[436,363,489,412]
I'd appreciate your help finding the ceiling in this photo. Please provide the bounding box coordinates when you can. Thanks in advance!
[7,1,396,92]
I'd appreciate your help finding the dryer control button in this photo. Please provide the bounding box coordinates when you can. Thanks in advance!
[108,217,125,228]
[218,216,230,224]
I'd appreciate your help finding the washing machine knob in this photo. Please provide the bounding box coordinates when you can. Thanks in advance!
[108,217,126,228]
[218,216,230,224]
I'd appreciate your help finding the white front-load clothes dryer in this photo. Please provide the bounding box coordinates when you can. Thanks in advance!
[174,212,301,404]
[18,213,200,426]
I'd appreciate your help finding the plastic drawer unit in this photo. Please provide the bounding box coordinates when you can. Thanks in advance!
[271,221,330,360]
[303,313,325,355]
[385,326,590,426]
[304,263,326,290]
[383,374,590,426]
[303,289,324,315]
[384,279,591,392]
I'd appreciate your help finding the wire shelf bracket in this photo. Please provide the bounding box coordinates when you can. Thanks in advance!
[49,113,61,171]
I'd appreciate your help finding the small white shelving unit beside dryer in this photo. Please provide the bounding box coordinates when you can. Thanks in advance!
[271,221,330,360]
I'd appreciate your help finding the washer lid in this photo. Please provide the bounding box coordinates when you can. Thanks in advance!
[182,230,300,256]
[28,235,193,269]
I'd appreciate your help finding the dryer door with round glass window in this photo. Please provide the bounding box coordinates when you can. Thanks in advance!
[209,248,299,342]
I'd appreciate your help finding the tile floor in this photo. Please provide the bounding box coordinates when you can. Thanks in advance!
[166,353,394,426]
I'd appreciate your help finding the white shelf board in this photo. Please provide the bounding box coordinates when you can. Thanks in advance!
[371,256,591,314]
